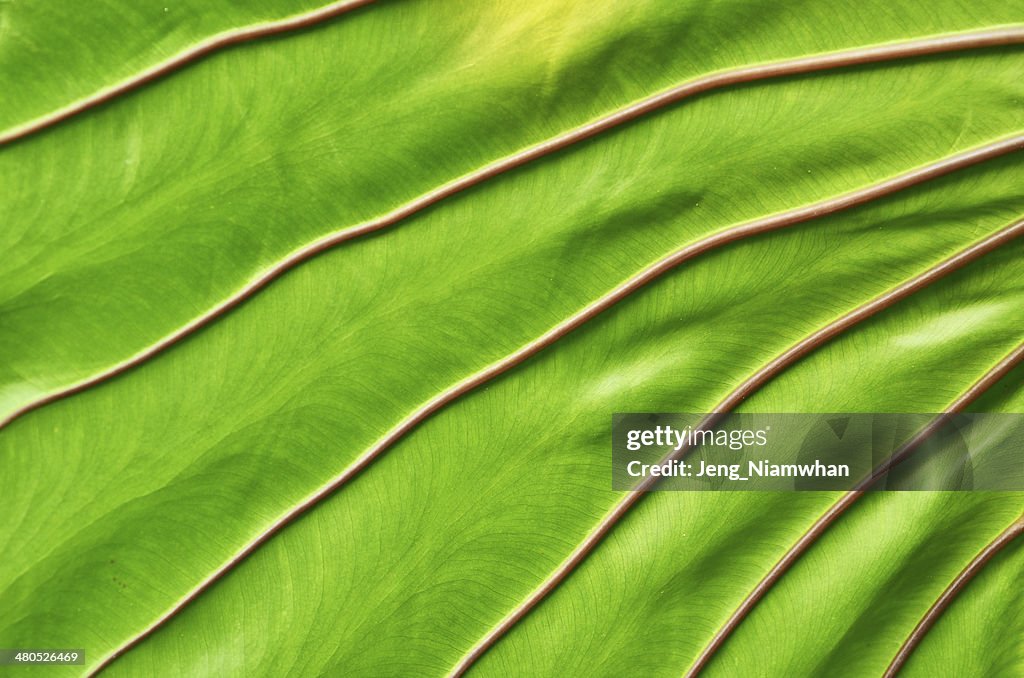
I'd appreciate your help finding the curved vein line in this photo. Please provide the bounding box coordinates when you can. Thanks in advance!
[90,139,1022,675]
[448,220,1024,677]
[3,21,1020,148]
[685,341,1024,677]
[4,23,1021,147]
[0,0,377,146]
[883,511,1024,677]
[4,29,1023,430]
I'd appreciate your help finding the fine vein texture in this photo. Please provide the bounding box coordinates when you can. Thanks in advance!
[89,150,1024,675]
[449,220,1024,676]
[11,47,1024,671]
[471,245,1024,678]
[8,13,1018,148]
[685,342,1024,677]
[4,9,1024,425]
[0,0,376,141]
[4,30,1022,431]
[3,2,1024,676]
[883,512,1024,677]
[110,235,1024,676]
[896,459,1024,678]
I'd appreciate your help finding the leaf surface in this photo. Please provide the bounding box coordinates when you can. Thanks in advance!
[1,1,1022,676]
[3,0,1022,418]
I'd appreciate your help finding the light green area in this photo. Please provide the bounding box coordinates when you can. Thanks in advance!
[108,223,1024,677]
[0,0,336,134]
[902,527,1024,678]
[897,373,1024,678]
[0,1,1022,676]
[2,0,1022,417]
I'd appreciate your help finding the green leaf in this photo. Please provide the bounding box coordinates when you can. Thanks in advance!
[1,1,1021,676]
[900,521,1024,677]
[0,0,363,139]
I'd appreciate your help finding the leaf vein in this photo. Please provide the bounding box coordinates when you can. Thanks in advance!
[88,140,1022,675]
[4,28,1023,430]
[447,217,1024,677]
